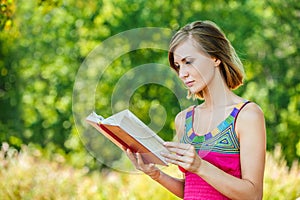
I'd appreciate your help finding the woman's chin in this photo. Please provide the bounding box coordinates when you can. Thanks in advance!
[189,87,202,94]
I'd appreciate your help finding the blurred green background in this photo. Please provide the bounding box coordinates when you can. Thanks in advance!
[0,0,299,199]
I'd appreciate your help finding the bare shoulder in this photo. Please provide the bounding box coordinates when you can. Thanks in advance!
[238,102,265,122]
[174,106,194,139]
[175,109,186,124]
[238,102,266,193]
[236,102,266,137]
[174,108,187,131]
[175,105,194,125]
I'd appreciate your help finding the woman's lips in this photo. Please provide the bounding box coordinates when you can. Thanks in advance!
[185,80,195,87]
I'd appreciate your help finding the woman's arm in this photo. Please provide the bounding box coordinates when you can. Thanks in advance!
[162,103,266,200]
[126,150,185,198]
[125,110,187,198]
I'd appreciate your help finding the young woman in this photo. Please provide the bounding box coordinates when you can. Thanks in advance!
[126,20,266,200]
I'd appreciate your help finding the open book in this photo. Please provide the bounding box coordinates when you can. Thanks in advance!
[86,110,169,166]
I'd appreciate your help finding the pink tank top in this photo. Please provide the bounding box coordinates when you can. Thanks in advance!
[179,101,250,200]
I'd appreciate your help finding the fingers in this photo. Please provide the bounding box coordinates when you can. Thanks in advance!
[161,142,202,173]
[167,147,195,157]
[164,156,186,167]
[126,149,138,166]
[161,149,201,174]
[164,142,193,150]
[136,152,145,166]
[125,149,161,180]
[126,149,146,168]
[125,149,153,171]
[161,151,193,163]
[163,142,195,156]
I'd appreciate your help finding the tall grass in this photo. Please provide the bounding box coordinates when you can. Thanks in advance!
[263,145,300,199]
[0,143,299,200]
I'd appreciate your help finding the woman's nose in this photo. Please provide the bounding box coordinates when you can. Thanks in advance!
[179,67,189,79]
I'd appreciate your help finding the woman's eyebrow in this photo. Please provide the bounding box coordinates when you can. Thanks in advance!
[174,56,193,62]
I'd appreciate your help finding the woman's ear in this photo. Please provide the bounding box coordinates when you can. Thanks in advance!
[214,58,221,67]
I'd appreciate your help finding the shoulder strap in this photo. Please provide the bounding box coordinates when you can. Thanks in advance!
[185,105,196,134]
[230,100,250,118]
[233,100,251,127]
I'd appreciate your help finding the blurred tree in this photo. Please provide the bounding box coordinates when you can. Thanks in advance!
[0,0,299,169]
[0,0,14,30]
[240,0,300,165]
[0,0,23,146]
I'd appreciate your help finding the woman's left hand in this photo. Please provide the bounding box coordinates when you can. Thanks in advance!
[161,142,202,173]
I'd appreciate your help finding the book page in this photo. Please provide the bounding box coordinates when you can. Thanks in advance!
[88,109,169,165]
[86,112,104,123]
[102,110,164,142]
[119,112,169,162]
[102,110,166,145]
[102,110,128,125]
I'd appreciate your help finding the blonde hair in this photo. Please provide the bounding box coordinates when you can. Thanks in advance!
[169,20,244,99]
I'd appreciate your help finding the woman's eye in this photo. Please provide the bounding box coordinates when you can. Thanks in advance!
[185,61,192,65]
[174,64,180,69]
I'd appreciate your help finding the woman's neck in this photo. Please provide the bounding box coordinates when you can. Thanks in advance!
[201,68,241,108]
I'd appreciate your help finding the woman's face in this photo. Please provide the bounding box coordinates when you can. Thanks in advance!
[173,39,218,94]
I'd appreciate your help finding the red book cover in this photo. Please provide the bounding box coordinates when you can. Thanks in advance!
[86,110,169,166]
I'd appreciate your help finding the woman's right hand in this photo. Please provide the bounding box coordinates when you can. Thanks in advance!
[126,149,161,181]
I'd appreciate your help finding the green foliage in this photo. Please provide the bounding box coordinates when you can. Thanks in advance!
[0,143,299,199]
[0,0,14,30]
[241,0,300,165]
[0,0,299,170]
